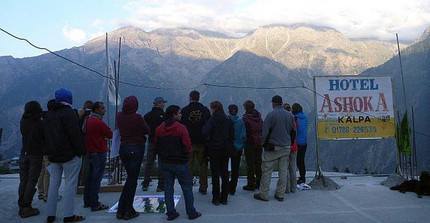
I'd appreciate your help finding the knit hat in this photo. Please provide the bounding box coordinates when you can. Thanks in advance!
[55,88,73,104]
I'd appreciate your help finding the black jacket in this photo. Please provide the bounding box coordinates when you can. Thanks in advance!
[144,107,166,143]
[202,111,234,153]
[44,103,85,163]
[181,102,211,144]
[20,118,45,156]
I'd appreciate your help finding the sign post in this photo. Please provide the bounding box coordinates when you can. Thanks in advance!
[310,76,395,190]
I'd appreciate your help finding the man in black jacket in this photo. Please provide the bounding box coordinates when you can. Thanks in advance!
[141,96,167,192]
[44,88,85,223]
[181,90,211,194]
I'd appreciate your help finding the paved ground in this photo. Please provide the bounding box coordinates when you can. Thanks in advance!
[1,172,429,223]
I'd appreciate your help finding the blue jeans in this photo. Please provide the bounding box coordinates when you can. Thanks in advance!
[83,152,107,210]
[160,162,198,218]
[118,144,144,213]
[46,156,82,218]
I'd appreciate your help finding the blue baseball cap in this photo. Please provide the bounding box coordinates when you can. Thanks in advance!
[153,97,167,104]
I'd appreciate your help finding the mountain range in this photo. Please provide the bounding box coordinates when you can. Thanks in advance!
[0,24,428,174]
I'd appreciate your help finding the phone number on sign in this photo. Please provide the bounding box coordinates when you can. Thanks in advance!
[331,126,377,134]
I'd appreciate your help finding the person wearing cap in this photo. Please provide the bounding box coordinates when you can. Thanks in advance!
[254,95,296,202]
[44,88,86,222]
[227,104,246,195]
[141,97,167,192]
[181,90,211,194]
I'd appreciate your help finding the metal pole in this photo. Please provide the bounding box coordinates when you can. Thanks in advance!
[411,106,417,179]
[105,33,112,184]
[313,78,324,179]
[117,37,123,184]
[396,33,407,111]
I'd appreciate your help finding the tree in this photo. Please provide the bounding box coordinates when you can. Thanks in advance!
[364,167,369,174]
[344,167,351,173]
[333,166,339,172]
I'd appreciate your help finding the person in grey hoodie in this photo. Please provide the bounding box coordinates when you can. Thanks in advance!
[254,95,296,202]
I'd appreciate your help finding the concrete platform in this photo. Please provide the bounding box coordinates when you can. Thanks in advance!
[1,172,429,223]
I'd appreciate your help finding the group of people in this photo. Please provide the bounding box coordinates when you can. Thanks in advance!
[17,88,308,222]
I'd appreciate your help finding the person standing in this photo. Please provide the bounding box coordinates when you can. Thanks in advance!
[292,103,308,184]
[227,104,246,195]
[181,90,211,194]
[283,103,298,194]
[18,101,44,218]
[242,100,263,191]
[141,97,167,192]
[254,95,296,202]
[37,99,56,203]
[78,100,94,187]
[44,88,85,222]
[155,105,202,220]
[83,102,112,211]
[116,95,150,220]
[202,101,234,205]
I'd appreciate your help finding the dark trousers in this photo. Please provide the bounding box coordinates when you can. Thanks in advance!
[296,144,307,183]
[118,144,144,213]
[142,142,164,188]
[229,150,243,191]
[209,152,229,201]
[161,162,198,218]
[244,144,262,189]
[83,152,107,210]
[18,154,43,207]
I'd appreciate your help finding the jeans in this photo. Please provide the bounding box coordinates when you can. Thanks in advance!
[297,144,307,183]
[18,154,43,207]
[46,156,82,218]
[83,152,107,210]
[118,144,144,213]
[244,144,262,189]
[229,150,243,191]
[161,162,198,218]
[209,152,229,201]
[142,142,164,188]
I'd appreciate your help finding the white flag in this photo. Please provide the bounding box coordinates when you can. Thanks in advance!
[107,56,121,106]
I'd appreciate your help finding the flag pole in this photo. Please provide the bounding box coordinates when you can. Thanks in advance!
[105,33,113,184]
[396,33,407,111]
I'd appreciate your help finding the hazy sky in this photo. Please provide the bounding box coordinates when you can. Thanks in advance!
[1,0,429,58]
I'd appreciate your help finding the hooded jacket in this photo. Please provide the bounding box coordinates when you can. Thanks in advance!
[242,109,263,146]
[20,118,45,156]
[44,103,85,163]
[229,115,246,151]
[202,111,234,152]
[117,96,149,146]
[154,119,191,164]
[294,112,308,145]
[181,102,211,144]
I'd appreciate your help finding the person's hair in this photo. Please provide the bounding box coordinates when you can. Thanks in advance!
[47,99,56,111]
[22,101,43,121]
[210,101,224,114]
[92,101,104,112]
[228,104,238,116]
[243,100,255,112]
[292,103,303,114]
[79,100,94,117]
[189,90,200,101]
[283,103,291,111]
[166,105,181,119]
